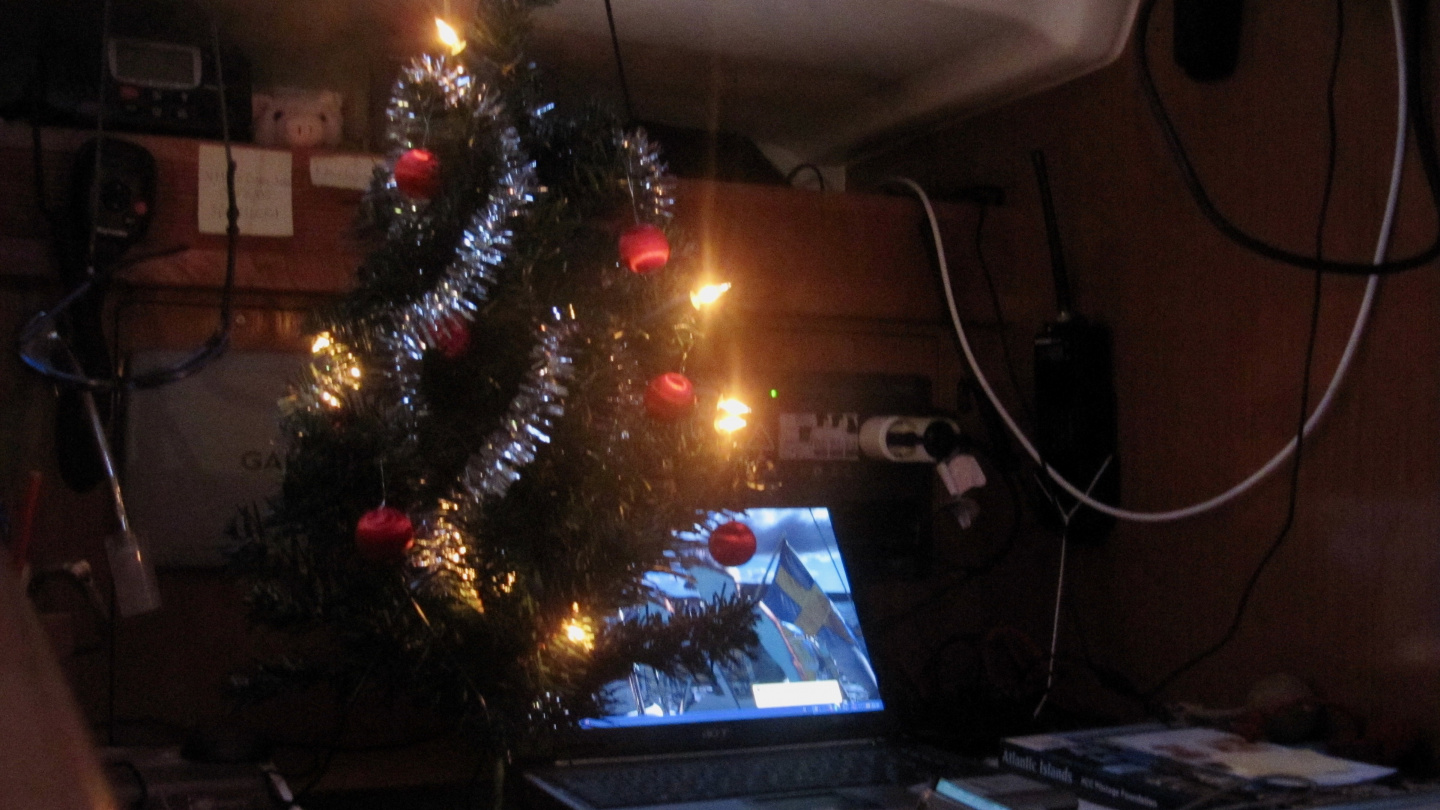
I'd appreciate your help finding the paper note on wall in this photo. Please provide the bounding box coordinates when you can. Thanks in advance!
[197,144,293,237]
[309,154,385,191]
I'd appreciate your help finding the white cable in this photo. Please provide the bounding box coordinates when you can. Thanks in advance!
[1033,454,1111,719]
[893,0,1405,523]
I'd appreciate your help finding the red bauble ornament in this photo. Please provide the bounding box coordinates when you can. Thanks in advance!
[394,148,442,200]
[618,223,670,274]
[432,318,471,359]
[644,372,696,421]
[355,506,414,564]
[708,521,757,567]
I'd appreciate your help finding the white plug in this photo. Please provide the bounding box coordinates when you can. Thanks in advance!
[857,415,960,463]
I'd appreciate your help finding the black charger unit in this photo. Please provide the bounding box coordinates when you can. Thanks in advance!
[1175,0,1245,83]
[1034,317,1119,541]
[1030,152,1119,542]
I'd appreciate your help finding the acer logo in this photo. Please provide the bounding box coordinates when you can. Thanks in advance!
[700,728,729,741]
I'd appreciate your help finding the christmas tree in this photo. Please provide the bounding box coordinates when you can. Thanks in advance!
[231,0,762,758]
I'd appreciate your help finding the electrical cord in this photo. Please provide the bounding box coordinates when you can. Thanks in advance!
[290,663,377,801]
[1032,454,1111,720]
[83,0,115,274]
[973,203,1032,421]
[885,0,1408,523]
[602,0,635,124]
[104,758,149,810]
[871,444,1025,635]
[785,163,827,190]
[1145,272,1320,700]
[1136,0,1439,275]
[1144,0,1347,699]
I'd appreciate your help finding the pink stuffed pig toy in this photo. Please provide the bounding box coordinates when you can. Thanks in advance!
[252,89,343,149]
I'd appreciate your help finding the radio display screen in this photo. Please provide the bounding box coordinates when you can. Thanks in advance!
[109,39,201,90]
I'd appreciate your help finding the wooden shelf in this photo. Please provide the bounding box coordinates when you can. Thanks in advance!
[1,123,964,318]
[0,123,367,294]
[0,122,966,395]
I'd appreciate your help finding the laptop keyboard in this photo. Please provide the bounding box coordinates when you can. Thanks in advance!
[545,743,936,808]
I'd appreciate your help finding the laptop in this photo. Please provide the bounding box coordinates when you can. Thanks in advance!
[523,505,976,810]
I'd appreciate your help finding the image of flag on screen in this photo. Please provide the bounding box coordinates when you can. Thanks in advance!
[762,541,858,647]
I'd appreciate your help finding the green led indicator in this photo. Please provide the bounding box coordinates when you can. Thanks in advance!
[769,389,779,399]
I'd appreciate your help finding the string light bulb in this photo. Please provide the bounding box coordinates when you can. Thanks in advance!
[435,18,466,55]
[714,397,751,433]
[561,603,595,650]
[302,331,366,412]
[690,282,731,310]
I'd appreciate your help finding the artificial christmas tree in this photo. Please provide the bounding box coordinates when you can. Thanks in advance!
[230,0,761,769]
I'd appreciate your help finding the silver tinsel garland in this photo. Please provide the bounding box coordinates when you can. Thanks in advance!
[381,53,536,363]
[409,308,579,608]
[459,308,579,501]
[619,128,675,227]
[289,51,682,612]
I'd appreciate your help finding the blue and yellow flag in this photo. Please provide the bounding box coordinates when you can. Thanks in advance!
[762,541,856,644]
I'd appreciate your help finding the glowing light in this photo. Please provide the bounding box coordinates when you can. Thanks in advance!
[435,18,466,55]
[319,391,342,409]
[715,396,751,433]
[348,366,362,379]
[715,414,747,433]
[717,397,751,416]
[561,608,595,650]
[770,389,779,399]
[690,282,732,310]
[311,333,332,354]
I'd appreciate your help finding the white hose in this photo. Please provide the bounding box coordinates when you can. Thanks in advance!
[895,0,1404,523]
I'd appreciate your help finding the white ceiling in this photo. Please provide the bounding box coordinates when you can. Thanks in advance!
[527,0,1142,163]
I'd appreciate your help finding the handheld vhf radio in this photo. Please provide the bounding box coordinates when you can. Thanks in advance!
[1031,151,1119,542]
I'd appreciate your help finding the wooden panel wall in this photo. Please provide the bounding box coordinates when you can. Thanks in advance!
[856,0,1440,758]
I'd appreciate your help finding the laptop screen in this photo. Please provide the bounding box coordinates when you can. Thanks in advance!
[581,506,885,729]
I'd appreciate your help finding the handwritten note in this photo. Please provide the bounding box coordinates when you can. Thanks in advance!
[197,145,293,237]
[309,154,385,191]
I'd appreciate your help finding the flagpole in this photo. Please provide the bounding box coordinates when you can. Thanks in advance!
[760,534,784,588]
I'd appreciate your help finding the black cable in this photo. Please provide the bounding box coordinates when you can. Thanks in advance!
[1143,0,1346,700]
[30,119,57,231]
[785,163,826,190]
[870,198,1048,634]
[85,0,115,276]
[872,449,1025,635]
[1135,0,1440,275]
[26,7,57,227]
[105,759,149,810]
[1315,2,1346,262]
[973,203,1033,423]
[1060,600,1150,706]
[291,664,376,801]
[963,186,1069,516]
[108,561,118,746]
[602,0,635,124]
[272,729,455,755]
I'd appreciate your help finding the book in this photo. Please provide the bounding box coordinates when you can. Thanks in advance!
[929,772,1078,810]
[999,725,1398,810]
